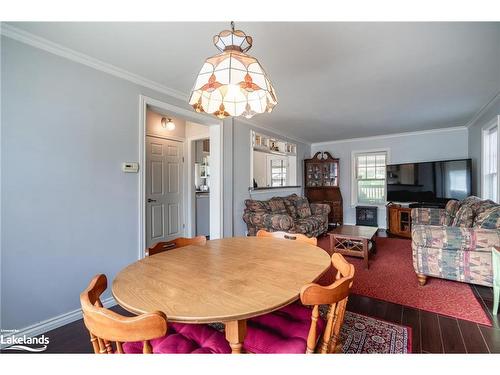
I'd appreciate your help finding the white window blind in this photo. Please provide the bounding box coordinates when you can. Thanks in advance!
[270,158,288,187]
[483,124,498,202]
[354,152,387,205]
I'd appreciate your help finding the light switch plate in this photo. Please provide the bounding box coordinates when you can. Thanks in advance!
[122,162,139,173]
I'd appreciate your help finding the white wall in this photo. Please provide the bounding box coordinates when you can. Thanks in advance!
[253,151,267,187]
[467,94,500,197]
[146,110,186,139]
[0,36,194,331]
[186,121,209,139]
[230,120,311,236]
[311,127,469,227]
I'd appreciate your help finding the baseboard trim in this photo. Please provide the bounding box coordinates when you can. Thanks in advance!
[0,297,116,349]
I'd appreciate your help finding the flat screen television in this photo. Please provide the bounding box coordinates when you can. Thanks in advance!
[386,158,472,205]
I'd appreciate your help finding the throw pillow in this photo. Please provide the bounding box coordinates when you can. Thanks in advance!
[268,197,287,215]
[473,199,497,221]
[245,199,269,212]
[283,194,300,218]
[444,199,460,225]
[474,206,500,229]
[295,197,312,219]
[451,204,475,228]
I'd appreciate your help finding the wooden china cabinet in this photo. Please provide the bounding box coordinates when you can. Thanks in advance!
[304,152,343,227]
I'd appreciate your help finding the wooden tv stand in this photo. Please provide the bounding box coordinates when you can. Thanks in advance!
[386,203,412,238]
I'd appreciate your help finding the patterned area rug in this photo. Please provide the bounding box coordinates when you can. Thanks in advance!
[340,311,411,354]
[210,310,411,354]
[317,236,491,326]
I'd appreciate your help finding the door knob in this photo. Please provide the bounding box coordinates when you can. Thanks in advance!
[147,198,157,203]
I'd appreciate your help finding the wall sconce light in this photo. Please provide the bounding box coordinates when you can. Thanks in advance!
[161,117,175,131]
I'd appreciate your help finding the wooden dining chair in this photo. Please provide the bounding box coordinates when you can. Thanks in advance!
[147,236,207,256]
[80,274,231,354]
[302,253,355,353]
[243,253,355,354]
[80,274,167,354]
[256,229,317,246]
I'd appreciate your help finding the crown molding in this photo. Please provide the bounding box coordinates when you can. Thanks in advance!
[311,125,467,147]
[464,90,500,128]
[0,23,188,101]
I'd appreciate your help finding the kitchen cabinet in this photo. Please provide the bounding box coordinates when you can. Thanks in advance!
[196,193,210,237]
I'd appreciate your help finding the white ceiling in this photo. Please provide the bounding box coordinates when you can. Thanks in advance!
[7,22,500,143]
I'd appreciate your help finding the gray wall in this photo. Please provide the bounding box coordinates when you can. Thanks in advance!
[311,127,469,227]
[0,36,190,330]
[467,95,500,196]
[229,120,310,236]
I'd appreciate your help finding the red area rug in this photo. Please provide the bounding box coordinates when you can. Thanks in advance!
[318,236,491,326]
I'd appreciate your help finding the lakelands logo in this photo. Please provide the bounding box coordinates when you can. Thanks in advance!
[1,329,49,352]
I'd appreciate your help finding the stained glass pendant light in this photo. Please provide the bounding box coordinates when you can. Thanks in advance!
[189,22,277,119]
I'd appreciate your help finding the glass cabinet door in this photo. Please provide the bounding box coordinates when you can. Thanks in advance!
[322,162,338,187]
[306,162,323,187]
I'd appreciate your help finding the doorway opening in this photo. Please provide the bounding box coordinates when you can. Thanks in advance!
[139,95,223,259]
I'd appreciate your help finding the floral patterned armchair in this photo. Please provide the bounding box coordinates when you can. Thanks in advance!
[243,194,331,238]
[412,196,500,287]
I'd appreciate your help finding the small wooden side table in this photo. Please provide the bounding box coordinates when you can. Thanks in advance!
[328,225,378,269]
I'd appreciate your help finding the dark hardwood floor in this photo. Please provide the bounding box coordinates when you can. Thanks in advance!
[6,291,498,354]
[2,230,499,354]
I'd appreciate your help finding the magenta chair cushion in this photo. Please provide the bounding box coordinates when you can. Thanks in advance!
[243,302,326,354]
[122,323,231,354]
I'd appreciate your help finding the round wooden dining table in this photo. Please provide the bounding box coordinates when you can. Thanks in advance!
[112,236,331,353]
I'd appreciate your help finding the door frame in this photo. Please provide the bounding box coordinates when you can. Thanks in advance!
[139,95,224,259]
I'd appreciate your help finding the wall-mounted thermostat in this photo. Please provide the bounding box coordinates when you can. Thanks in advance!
[122,162,139,173]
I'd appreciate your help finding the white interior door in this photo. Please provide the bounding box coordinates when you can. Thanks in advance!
[146,136,184,248]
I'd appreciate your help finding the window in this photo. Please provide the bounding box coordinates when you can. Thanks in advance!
[270,158,287,187]
[482,120,499,202]
[353,151,387,205]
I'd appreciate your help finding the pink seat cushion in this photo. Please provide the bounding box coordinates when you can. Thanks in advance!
[122,323,231,354]
[243,302,326,354]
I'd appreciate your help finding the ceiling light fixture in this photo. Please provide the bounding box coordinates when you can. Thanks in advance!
[161,117,175,131]
[189,21,277,119]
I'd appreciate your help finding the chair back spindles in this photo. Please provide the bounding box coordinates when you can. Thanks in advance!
[256,230,317,246]
[80,274,168,354]
[300,253,354,354]
[147,236,207,256]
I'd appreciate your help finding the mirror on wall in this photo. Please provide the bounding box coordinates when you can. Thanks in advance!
[251,131,297,189]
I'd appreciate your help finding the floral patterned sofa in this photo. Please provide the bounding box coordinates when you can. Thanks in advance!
[242,194,330,238]
[412,196,500,287]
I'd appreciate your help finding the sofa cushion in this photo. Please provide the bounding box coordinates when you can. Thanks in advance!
[473,200,498,222]
[294,215,325,235]
[268,197,287,214]
[245,199,269,213]
[283,194,301,218]
[444,200,460,225]
[451,204,475,227]
[474,206,500,229]
[460,196,482,208]
[295,197,312,219]
[412,224,500,251]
